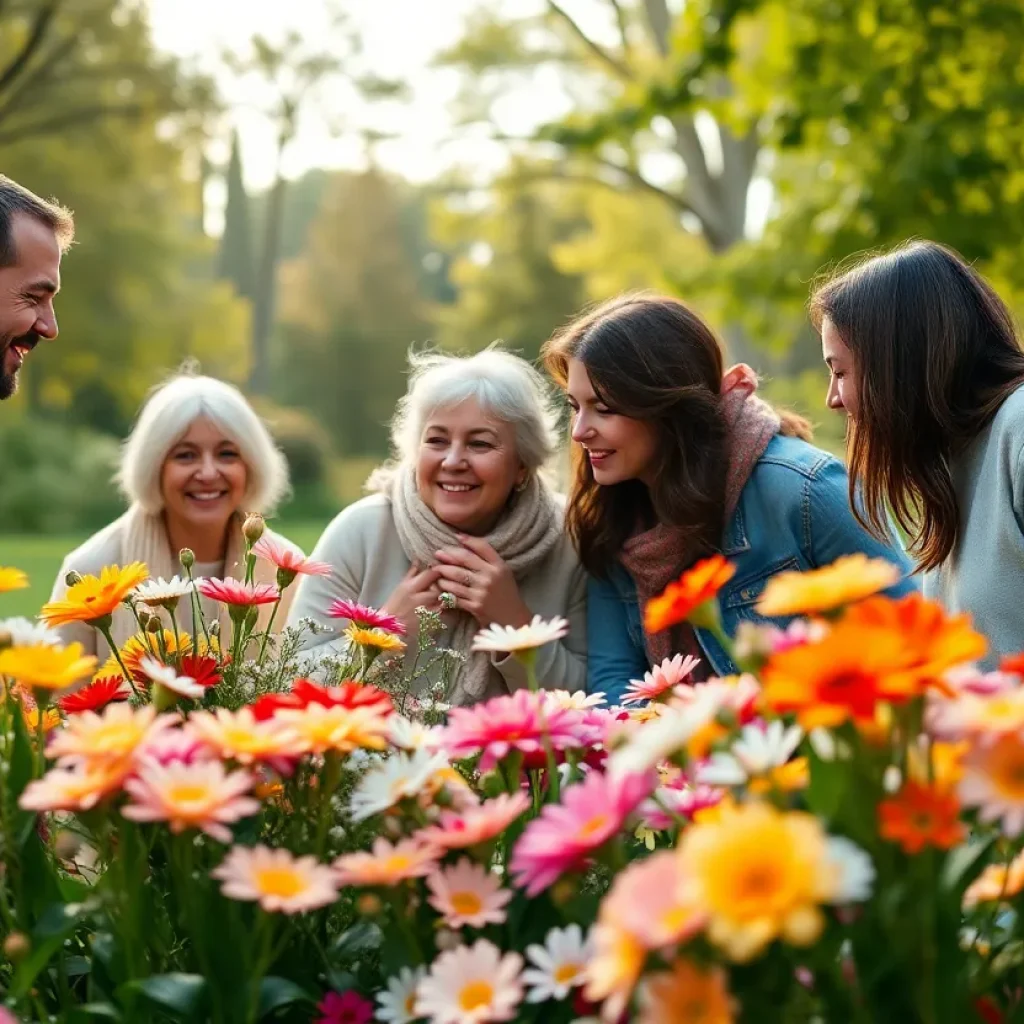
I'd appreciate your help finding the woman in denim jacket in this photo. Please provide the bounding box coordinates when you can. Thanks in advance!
[542,294,916,704]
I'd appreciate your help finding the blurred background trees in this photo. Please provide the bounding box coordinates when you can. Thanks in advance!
[1,0,1022,532]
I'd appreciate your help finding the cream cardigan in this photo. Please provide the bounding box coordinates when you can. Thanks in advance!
[286,493,588,702]
[49,505,300,661]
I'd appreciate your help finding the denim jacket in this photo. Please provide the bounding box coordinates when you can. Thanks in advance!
[587,434,918,703]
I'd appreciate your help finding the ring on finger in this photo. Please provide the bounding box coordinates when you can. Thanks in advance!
[462,572,473,588]
[439,591,458,611]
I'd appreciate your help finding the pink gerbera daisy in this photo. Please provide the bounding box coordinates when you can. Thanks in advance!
[439,690,588,772]
[315,990,374,1024]
[196,577,280,608]
[418,792,531,850]
[326,598,406,637]
[252,536,332,587]
[426,859,513,928]
[622,654,702,705]
[510,770,654,896]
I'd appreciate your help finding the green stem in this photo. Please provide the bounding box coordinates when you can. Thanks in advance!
[98,623,140,699]
[34,696,47,776]
[256,598,281,667]
[168,605,183,668]
[186,567,215,656]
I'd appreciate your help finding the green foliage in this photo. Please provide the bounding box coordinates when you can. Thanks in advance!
[0,418,125,534]
[218,132,256,302]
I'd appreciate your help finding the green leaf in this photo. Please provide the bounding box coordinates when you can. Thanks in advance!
[325,969,355,992]
[11,900,91,997]
[63,954,93,978]
[67,1004,121,1023]
[331,920,383,957]
[117,973,208,1019]
[8,693,39,847]
[258,976,315,1018]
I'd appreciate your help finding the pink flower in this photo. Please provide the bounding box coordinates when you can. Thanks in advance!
[212,844,339,914]
[510,770,654,896]
[638,783,724,831]
[326,598,407,636]
[252,536,332,584]
[137,725,216,766]
[418,792,531,850]
[315,990,374,1024]
[622,654,701,705]
[439,690,588,772]
[196,577,280,608]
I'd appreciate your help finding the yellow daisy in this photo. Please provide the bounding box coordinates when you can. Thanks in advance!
[756,554,900,617]
[344,624,405,653]
[0,566,29,593]
[41,562,149,627]
[0,643,98,692]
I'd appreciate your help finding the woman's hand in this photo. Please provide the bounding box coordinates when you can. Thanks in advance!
[435,535,532,629]
[381,565,443,634]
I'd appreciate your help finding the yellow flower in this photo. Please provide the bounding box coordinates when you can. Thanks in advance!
[0,566,28,593]
[100,630,193,681]
[638,959,735,1024]
[963,851,1024,909]
[277,704,390,755]
[24,707,62,733]
[41,562,149,627]
[344,624,405,653]
[0,643,97,692]
[678,802,836,962]
[756,554,901,617]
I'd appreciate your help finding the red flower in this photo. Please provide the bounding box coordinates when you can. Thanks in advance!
[178,654,222,689]
[250,692,304,721]
[58,675,130,715]
[249,680,393,721]
[315,990,373,1024]
[975,996,1004,1024]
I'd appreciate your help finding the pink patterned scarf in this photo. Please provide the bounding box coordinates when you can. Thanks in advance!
[618,365,781,671]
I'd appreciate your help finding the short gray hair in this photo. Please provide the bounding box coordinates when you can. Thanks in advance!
[390,346,560,473]
[118,372,290,515]
[0,175,74,266]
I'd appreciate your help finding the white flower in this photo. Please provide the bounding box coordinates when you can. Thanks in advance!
[522,924,590,1002]
[824,836,875,903]
[545,689,606,711]
[415,938,523,1024]
[350,748,449,821]
[377,965,426,1024]
[388,714,439,751]
[135,576,195,609]
[0,617,62,647]
[472,615,569,654]
[138,656,204,700]
[608,691,719,777]
[697,720,803,787]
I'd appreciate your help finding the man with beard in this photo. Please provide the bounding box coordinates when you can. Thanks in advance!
[0,176,74,401]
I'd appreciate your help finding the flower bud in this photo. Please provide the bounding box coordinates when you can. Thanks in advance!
[179,548,195,571]
[435,928,460,951]
[65,570,83,588]
[3,931,30,961]
[242,512,265,545]
[209,620,221,639]
[143,611,163,634]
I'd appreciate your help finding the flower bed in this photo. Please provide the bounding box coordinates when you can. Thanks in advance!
[0,530,1019,1023]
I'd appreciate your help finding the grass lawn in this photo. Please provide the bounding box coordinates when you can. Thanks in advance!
[0,519,331,620]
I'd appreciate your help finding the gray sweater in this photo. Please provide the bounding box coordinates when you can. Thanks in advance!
[924,385,1024,663]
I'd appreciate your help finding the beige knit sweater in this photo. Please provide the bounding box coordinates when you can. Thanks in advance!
[286,493,588,702]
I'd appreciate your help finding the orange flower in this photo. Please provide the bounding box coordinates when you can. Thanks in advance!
[41,563,148,627]
[760,622,919,730]
[1000,652,1024,676]
[756,554,900,618]
[100,631,193,682]
[644,555,735,634]
[878,781,964,854]
[844,594,986,689]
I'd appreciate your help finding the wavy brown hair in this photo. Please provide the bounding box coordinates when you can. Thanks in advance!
[810,240,1024,572]
[543,294,810,577]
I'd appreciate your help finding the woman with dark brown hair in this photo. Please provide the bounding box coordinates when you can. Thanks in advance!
[542,294,915,702]
[812,239,1024,662]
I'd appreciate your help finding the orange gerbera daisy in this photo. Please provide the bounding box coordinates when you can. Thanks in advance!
[757,554,900,618]
[760,621,919,730]
[645,555,735,634]
[878,780,964,854]
[100,631,193,682]
[844,594,986,689]
[41,563,148,627]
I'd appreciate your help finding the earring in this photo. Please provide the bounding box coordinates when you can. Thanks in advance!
[514,478,528,493]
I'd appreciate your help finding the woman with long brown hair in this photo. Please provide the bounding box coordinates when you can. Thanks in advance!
[812,240,1024,661]
[542,294,914,702]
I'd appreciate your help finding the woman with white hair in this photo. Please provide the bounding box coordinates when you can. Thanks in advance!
[50,370,297,658]
[288,347,586,704]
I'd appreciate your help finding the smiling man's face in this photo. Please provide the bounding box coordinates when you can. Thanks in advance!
[0,212,62,400]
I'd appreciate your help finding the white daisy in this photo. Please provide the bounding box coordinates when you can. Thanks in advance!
[522,924,590,1003]
[608,691,719,777]
[0,617,62,647]
[415,939,523,1024]
[135,576,195,610]
[138,656,204,700]
[824,836,875,903]
[697,720,803,787]
[388,714,440,751]
[377,965,426,1024]
[545,689,606,711]
[349,748,449,821]
[472,615,569,654]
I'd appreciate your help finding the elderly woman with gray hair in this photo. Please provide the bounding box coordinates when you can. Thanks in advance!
[287,347,587,704]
